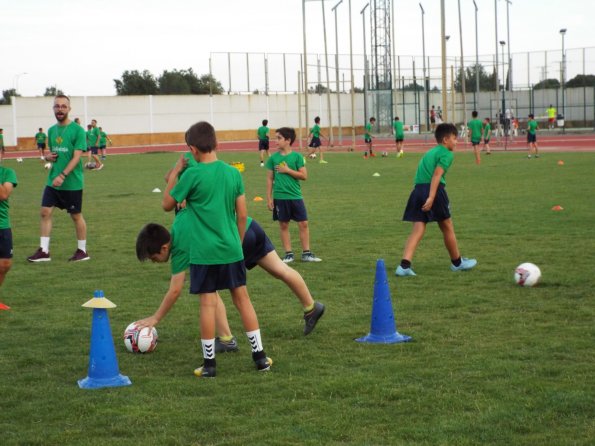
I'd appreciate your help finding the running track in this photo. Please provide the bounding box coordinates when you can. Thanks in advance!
[6,133,595,159]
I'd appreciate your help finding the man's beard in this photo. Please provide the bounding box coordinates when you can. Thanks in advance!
[55,112,68,123]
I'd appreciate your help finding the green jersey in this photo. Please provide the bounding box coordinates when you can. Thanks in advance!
[483,123,492,139]
[265,151,305,200]
[413,145,454,186]
[47,121,87,191]
[170,160,244,265]
[35,132,47,144]
[365,123,373,138]
[0,133,4,148]
[467,119,483,141]
[0,167,18,230]
[393,120,404,139]
[528,120,538,135]
[257,126,269,140]
[99,131,108,146]
[87,127,99,147]
[310,124,321,138]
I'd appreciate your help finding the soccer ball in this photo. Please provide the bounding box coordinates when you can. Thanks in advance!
[85,162,97,169]
[16,158,23,163]
[44,162,52,170]
[514,262,541,287]
[308,153,317,159]
[381,151,388,157]
[123,322,158,353]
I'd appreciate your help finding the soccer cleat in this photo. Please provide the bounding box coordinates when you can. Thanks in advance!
[255,356,273,372]
[370,153,376,157]
[27,248,51,262]
[303,302,325,335]
[319,159,328,164]
[96,164,104,171]
[397,150,404,158]
[301,252,322,262]
[282,253,294,264]
[395,265,416,276]
[193,365,216,378]
[450,257,477,272]
[527,155,532,159]
[260,162,264,167]
[215,336,239,353]
[68,249,90,262]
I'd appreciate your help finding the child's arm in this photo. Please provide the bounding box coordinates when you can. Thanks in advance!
[421,167,445,212]
[135,272,186,330]
[162,154,187,211]
[0,181,14,201]
[266,169,275,211]
[235,194,247,243]
[276,164,307,181]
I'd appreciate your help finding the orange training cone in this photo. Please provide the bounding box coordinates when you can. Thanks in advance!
[355,259,412,344]
[551,205,564,211]
[0,302,10,310]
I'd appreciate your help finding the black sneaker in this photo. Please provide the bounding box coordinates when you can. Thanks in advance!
[303,302,325,335]
[27,248,51,262]
[215,336,239,353]
[193,365,216,378]
[255,357,273,372]
[68,249,90,262]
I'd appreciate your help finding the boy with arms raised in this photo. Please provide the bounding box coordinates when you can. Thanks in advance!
[395,123,477,276]
[267,127,321,264]
[163,121,271,377]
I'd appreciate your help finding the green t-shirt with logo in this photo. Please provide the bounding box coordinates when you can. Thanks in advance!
[265,151,305,200]
[47,121,87,191]
[413,145,454,186]
[310,124,320,138]
[365,123,373,139]
[35,132,47,144]
[467,119,483,141]
[528,120,538,135]
[483,123,492,139]
[393,120,404,139]
[170,160,244,266]
[86,127,99,148]
[257,126,269,140]
[0,167,18,230]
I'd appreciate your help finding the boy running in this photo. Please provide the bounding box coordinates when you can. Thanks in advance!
[35,128,47,160]
[307,116,327,163]
[267,127,321,264]
[467,111,484,165]
[393,116,405,157]
[527,114,539,158]
[395,123,477,276]
[257,119,270,167]
[483,118,492,155]
[364,117,376,158]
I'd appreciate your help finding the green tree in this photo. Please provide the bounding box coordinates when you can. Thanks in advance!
[44,86,65,97]
[114,70,159,95]
[533,78,560,90]
[565,74,595,88]
[402,82,423,91]
[455,64,497,92]
[0,89,19,105]
[158,69,192,94]
[196,74,224,95]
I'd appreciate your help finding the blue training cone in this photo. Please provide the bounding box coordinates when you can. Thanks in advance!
[78,290,131,389]
[355,259,412,344]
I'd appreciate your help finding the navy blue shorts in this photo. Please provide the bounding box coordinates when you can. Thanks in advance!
[258,139,269,151]
[483,139,490,144]
[527,133,537,143]
[90,146,99,155]
[37,143,46,150]
[243,220,275,270]
[402,183,451,223]
[273,199,308,222]
[41,186,83,214]
[395,137,404,142]
[189,261,246,294]
[0,228,13,259]
[471,139,481,146]
[309,137,321,148]
[99,145,106,150]
[365,137,372,144]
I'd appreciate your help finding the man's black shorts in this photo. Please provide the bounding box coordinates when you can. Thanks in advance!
[41,186,83,214]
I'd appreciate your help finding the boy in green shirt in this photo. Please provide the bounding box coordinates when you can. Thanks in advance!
[393,116,405,158]
[86,120,103,170]
[35,128,47,160]
[364,117,376,158]
[257,119,270,167]
[98,127,111,160]
[164,121,271,378]
[396,123,477,276]
[307,116,328,164]
[482,118,492,155]
[467,110,484,165]
[267,127,321,264]
[0,129,4,163]
[527,114,539,158]
[0,164,18,309]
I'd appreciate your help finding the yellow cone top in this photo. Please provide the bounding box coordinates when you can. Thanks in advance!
[82,290,117,309]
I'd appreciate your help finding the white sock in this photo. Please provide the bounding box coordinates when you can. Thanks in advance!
[40,237,50,253]
[246,329,263,353]
[78,240,86,252]
[201,338,215,360]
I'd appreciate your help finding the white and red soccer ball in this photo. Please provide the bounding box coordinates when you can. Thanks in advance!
[123,323,158,353]
[514,263,541,287]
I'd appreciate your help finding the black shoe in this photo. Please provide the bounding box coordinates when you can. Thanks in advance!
[303,302,325,335]
[253,350,273,371]
[193,365,216,378]
[215,336,239,353]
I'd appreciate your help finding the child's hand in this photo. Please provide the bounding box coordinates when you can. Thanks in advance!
[421,197,434,212]
[267,198,274,211]
[134,316,159,330]
[276,162,289,174]
[173,154,188,173]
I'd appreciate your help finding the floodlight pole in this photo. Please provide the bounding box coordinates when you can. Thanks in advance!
[457,0,467,126]
[321,0,334,147]
[302,0,310,142]
[332,0,344,144]
[473,0,479,111]
[361,3,369,123]
[560,28,567,133]
[348,0,356,151]
[420,3,429,131]
[440,0,448,122]
[506,0,512,93]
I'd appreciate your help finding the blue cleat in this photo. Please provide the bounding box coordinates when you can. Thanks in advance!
[450,257,477,272]
[395,265,416,277]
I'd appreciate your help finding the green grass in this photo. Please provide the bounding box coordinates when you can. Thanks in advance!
[1,149,594,445]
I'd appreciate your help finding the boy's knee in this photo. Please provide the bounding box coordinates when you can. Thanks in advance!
[297,220,309,229]
[0,259,12,274]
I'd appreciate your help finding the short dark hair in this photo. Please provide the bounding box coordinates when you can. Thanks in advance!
[472,110,478,118]
[370,117,376,122]
[136,223,171,261]
[55,94,70,102]
[276,127,296,145]
[262,119,268,126]
[314,116,320,124]
[435,123,458,143]
[528,113,534,118]
[485,117,490,122]
[394,116,400,120]
[185,121,217,153]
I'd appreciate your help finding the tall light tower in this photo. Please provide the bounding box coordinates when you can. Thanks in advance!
[332,0,344,143]
[360,3,369,123]
[499,40,506,134]
[560,28,567,125]
[472,0,479,111]
[420,3,429,131]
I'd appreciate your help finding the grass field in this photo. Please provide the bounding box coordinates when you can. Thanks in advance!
[1,148,594,446]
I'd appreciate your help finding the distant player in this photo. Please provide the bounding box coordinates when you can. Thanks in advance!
[467,111,483,165]
[527,114,539,158]
[257,119,270,167]
[86,120,103,170]
[307,116,327,164]
[364,117,376,158]
[98,127,111,160]
[393,116,405,158]
[0,161,18,308]
[395,123,477,277]
[546,104,556,130]
[0,129,4,163]
[35,128,47,160]
[482,118,492,155]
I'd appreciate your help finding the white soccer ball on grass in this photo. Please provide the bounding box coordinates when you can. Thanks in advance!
[16,158,23,163]
[123,322,158,353]
[44,162,52,169]
[514,262,541,287]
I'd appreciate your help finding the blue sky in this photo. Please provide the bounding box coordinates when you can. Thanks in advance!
[1,0,593,97]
